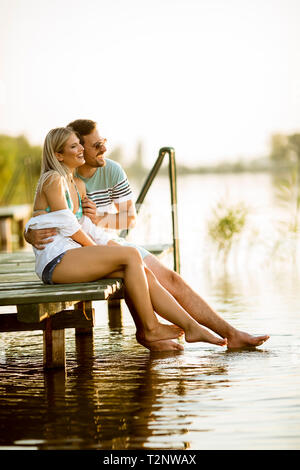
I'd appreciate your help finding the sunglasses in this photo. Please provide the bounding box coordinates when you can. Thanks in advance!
[91,138,107,150]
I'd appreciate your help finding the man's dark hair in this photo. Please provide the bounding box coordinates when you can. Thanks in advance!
[67,119,97,144]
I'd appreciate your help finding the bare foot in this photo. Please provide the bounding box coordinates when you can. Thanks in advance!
[227,331,270,349]
[136,334,184,352]
[143,323,184,343]
[185,324,227,347]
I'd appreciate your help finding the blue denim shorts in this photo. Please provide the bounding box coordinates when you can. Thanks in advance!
[42,252,67,285]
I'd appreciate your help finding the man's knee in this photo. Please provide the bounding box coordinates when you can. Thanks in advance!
[144,266,158,284]
[144,254,183,292]
[154,264,182,293]
[164,268,182,291]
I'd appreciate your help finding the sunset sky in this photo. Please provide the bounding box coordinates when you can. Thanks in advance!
[1,0,300,167]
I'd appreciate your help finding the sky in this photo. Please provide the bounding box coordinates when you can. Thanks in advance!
[0,0,300,167]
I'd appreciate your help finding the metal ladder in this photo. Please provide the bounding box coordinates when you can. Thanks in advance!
[120,147,180,274]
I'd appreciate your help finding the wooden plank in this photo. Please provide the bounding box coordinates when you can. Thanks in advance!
[0,272,40,282]
[0,252,35,264]
[0,204,31,220]
[17,300,79,323]
[1,287,109,305]
[0,278,123,306]
[0,252,37,281]
[0,280,43,290]
[0,307,95,332]
[5,279,120,291]
[0,264,35,273]
[0,279,119,291]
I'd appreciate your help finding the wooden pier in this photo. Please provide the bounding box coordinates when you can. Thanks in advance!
[0,246,171,369]
[0,204,32,252]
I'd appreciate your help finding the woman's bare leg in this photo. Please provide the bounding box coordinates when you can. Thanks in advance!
[123,290,184,352]
[52,245,182,343]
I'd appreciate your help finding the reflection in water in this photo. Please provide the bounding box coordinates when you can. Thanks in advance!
[1,173,300,450]
[0,328,230,450]
[2,311,298,450]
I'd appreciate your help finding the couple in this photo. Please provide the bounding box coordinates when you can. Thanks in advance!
[25,120,269,352]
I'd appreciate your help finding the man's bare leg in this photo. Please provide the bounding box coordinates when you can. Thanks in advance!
[144,254,269,349]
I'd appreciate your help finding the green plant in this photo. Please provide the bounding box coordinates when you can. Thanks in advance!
[208,200,248,260]
[275,167,300,235]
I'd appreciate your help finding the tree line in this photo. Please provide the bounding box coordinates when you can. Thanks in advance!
[0,131,299,205]
[269,132,300,167]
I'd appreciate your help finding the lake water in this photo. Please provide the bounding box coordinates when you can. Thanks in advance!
[0,172,299,450]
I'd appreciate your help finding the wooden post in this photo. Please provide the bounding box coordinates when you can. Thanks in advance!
[75,333,95,368]
[75,301,95,335]
[17,218,26,248]
[108,298,123,328]
[43,318,65,369]
[0,218,12,252]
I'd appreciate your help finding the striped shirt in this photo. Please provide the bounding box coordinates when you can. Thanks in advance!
[75,159,133,213]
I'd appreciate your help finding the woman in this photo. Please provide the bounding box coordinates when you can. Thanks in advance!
[26,127,228,351]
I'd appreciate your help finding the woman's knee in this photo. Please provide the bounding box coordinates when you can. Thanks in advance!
[124,246,143,265]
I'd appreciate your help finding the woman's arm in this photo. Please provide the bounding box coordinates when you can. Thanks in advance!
[43,174,96,247]
[71,228,96,246]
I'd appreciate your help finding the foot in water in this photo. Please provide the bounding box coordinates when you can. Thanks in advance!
[143,322,184,344]
[227,331,270,349]
[137,335,184,352]
[184,323,227,347]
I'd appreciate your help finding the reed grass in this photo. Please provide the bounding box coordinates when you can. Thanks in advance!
[207,200,249,262]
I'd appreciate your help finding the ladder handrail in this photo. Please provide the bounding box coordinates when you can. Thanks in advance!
[120,147,180,273]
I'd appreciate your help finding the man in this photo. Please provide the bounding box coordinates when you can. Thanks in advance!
[25,119,269,350]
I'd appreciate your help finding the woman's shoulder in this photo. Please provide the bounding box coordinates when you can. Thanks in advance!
[40,171,65,193]
[44,170,64,183]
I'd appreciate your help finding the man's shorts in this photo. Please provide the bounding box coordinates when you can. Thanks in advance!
[113,237,151,260]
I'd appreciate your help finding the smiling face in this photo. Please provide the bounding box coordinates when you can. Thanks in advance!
[82,128,107,168]
[55,133,85,170]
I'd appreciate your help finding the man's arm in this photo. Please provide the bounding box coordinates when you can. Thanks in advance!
[82,198,136,231]
[24,227,58,250]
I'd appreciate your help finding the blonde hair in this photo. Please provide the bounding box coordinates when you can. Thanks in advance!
[36,127,75,194]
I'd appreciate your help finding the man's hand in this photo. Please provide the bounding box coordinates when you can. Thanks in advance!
[81,197,136,230]
[24,227,57,250]
[81,197,98,224]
